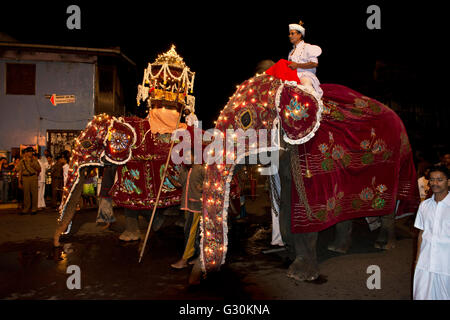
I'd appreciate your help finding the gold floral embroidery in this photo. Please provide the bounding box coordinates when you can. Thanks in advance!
[316,184,344,221]
[351,177,387,210]
[360,128,393,165]
[319,132,351,171]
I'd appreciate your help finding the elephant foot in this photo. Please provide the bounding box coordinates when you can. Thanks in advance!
[286,257,319,282]
[374,239,396,250]
[119,230,141,241]
[327,243,350,254]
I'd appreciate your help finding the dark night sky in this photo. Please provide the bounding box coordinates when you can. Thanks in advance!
[0,0,445,129]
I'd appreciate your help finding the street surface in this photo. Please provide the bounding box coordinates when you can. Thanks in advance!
[0,187,418,300]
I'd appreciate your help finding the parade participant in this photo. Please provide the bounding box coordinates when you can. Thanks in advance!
[37,152,49,210]
[51,154,65,209]
[288,20,323,97]
[17,147,41,215]
[171,153,205,269]
[413,165,450,300]
[45,154,53,202]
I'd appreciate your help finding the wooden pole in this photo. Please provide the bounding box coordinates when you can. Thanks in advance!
[138,88,185,263]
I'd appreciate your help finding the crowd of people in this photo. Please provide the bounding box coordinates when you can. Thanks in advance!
[0,148,98,214]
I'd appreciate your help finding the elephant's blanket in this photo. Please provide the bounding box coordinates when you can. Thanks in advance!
[109,117,185,210]
[288,84,420,233]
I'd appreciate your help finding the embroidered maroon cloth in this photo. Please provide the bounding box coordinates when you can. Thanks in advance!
[278,85,321,143]
[110,117,193,210]
[289,83,420,232]
[59,116,197,218]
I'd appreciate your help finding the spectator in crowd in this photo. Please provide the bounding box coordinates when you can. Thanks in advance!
[0,157,13,203]
[418,166,432,202]
[10,158,21,204]
[45,154,53,202]
[61,150,71,187]
[82,168,98,208]
[37,152,49,210]
[51,154,65,209]
[17,147,41,215]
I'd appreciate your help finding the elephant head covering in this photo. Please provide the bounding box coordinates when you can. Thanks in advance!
[289,21,305,36]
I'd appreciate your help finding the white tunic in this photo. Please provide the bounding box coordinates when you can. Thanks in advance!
[413,191,450,300]
[288,40,323,97]
[37,157,49,208]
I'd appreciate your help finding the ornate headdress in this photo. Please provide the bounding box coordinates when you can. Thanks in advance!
[137,45,196,114]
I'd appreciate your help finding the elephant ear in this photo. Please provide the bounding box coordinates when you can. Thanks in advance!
[104,119,137,164]
[276,82,323,145]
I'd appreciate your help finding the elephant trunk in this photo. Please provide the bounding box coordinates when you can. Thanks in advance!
[54,167,88,246]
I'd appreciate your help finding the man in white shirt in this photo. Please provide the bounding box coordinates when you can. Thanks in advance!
[413,165,450,300]
[287,20,323,97]
[37,153,49,210]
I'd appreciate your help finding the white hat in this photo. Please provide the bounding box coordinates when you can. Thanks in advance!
[289,24,305,36]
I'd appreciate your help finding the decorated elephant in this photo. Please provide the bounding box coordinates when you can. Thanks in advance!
[52,112,198,247]
[198,60,420,281]
[53,45,199,247]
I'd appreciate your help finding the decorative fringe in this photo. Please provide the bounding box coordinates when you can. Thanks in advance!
[275,80,324,145]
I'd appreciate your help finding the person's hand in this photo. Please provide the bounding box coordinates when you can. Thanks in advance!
[19,183,23,190]
[288,62,298,70]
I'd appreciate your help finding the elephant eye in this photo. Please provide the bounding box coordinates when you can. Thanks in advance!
[80,140,93,149]
[240,110,252,129]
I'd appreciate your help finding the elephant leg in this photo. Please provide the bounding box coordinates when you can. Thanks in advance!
[144,209,165,232]
[375,211,396,250]
[287,232,319,281]
[119,208,141,241]
[279,152,296,261]
[53,168,87,247]
[328,219,353,253]
[279,151,319,281]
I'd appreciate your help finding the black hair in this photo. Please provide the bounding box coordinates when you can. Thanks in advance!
[429,165,450,179]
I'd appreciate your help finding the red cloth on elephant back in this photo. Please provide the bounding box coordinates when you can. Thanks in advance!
[288,84,420,233]
[265,59,300,83]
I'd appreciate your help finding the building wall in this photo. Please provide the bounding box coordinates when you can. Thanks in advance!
[0,60,95,153]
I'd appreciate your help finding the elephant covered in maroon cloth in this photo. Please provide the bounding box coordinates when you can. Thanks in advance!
[199,60,420,281]
[52,114,195,247]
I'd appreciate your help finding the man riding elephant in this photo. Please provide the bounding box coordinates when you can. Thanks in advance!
[196,20,420,281]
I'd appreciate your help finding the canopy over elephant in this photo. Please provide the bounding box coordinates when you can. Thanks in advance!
[199,60,420,279]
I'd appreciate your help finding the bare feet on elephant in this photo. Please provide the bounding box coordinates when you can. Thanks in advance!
[286,257,319,281]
